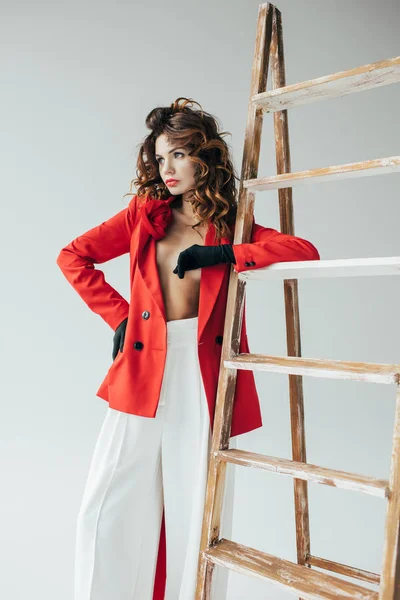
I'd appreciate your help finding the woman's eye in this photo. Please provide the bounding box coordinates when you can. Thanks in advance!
[157,151,184,164]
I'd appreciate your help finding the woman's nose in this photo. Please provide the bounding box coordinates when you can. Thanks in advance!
[164,161,175,174]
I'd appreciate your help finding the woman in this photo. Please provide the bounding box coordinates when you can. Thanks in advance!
[56,97,320,600]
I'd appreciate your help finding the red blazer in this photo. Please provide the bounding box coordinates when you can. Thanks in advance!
[56,193,320,438]
[56,193,320,599]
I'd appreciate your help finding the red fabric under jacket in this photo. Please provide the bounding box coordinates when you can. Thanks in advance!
[56,193,320,599]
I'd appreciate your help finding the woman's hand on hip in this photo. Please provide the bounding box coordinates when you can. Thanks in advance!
[112,317,128,360]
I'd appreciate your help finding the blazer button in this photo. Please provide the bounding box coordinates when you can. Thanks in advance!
[142,310,150,320]
[244,261,251,267]
[215,335,223,345]
[250,261,256,266]
[133,341,144,350]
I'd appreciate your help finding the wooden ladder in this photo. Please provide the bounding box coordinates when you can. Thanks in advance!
[195,3,400,599]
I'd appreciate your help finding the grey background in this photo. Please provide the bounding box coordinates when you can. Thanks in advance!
[2,0,400,597]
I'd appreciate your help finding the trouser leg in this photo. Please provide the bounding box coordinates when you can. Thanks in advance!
[160,321,235,600]
[162,379,211,600]
[73,406,164,600]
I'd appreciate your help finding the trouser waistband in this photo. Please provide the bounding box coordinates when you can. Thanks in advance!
[166,316,198,344]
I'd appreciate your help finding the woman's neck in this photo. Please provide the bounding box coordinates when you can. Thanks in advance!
[171,194,197,220]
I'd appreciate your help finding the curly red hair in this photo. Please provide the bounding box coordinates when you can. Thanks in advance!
[123,97,239,242]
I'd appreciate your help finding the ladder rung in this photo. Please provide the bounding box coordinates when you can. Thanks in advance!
[306,555,380,586]
[204,539,378,599]
[238,256,400,281]
[224,354,400,384]
[243,156,400,191]
[215,449,389,498]
[252,56,400,112]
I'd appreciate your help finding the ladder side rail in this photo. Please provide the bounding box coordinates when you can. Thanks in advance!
[379,382,400,598]
[195,2,274,597]
[270,5,311,586]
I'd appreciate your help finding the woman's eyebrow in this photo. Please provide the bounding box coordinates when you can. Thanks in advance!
[155,147,184,157]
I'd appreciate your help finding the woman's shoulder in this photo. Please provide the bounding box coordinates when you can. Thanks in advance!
[127,193,147,210]
[128,192,168,211]
[125,193,150,225]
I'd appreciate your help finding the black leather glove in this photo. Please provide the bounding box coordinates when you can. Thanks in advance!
[172,244,236,279]
[112,317,128,360]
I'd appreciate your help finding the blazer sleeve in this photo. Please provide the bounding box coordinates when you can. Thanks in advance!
[56,195,140,331]
[231,219,320,273]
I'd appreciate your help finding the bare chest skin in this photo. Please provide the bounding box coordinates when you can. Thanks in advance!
[155,209,209,322]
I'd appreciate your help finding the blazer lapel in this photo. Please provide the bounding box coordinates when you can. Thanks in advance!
[197,222,230,341]
[136,196,230,341]
[137,217,166,322]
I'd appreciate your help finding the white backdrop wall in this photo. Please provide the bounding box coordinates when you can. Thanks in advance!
[2,0,400,598]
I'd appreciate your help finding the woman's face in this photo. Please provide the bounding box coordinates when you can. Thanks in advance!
[155,133,196,197]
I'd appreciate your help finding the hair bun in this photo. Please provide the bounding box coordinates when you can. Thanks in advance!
[146,107,174,131]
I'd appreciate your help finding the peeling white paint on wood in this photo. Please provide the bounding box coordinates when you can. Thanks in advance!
[306,555,380,587]
[205,539,379,599]
[253,56,400,113]
[239,256,400,281]
[244,156,400,191]
[215,449,389,497]
[225,354,400,384]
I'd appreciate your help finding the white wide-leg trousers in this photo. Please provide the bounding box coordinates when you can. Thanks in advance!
[74,316,236,600]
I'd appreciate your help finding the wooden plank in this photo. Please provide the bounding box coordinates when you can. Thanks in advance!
[224,354,400,384]
[306,555,380,586]
[243,156,400,191]
[204,539,379,599]
[269,4,311,577]
[238,256,400,281]
[252,56,400,112]
[196,3,275,598]
[379,383,400,596]
[215,449,389,498]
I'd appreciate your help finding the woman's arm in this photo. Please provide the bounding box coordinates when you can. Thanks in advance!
[56,195,140,330]
[172,218,320,279]
[231,221,320,273]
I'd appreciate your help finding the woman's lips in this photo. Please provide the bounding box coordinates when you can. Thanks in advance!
[167,180,179,186]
